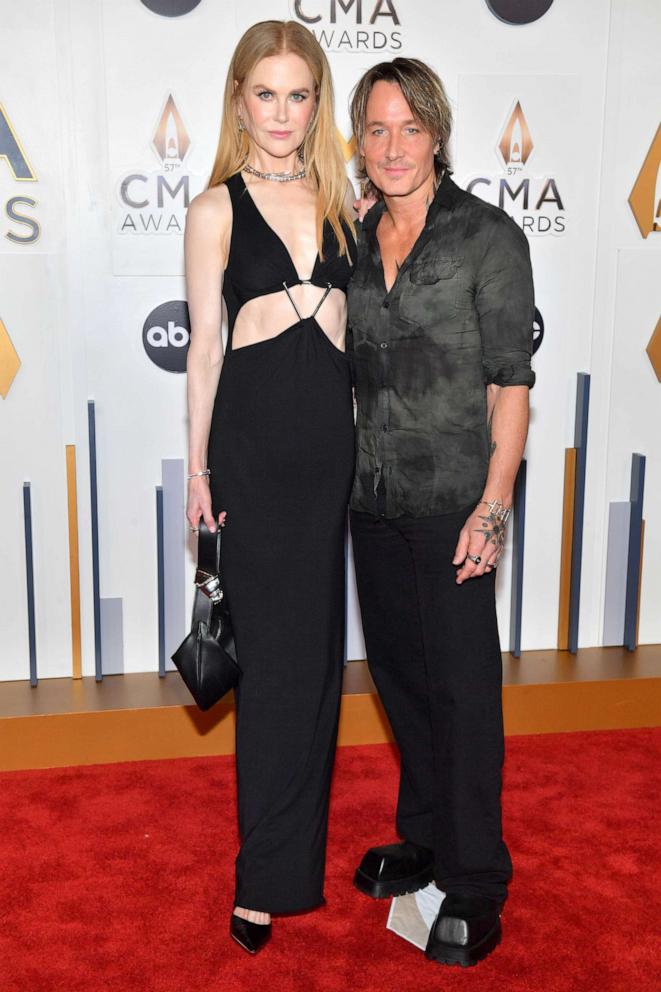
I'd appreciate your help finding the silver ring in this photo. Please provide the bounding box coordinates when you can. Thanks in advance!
[189,526,199,533]
[466,553,481,565]
[486,559,498,569]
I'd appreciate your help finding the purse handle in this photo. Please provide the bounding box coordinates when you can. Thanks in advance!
[194,519,223,603]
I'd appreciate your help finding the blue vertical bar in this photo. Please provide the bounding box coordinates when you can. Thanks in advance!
[509,459,527,658]
[624,453,646,651]
[88,400,102,681]
[156,485,166,677]
[568,373,590,654]
[22,482,37,686]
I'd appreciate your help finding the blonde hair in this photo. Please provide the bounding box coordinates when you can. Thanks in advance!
[208,20,354,257]
[350,58,453,190]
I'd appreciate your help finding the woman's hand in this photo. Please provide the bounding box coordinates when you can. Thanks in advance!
[186,476,226,534]
[353,182,378,222]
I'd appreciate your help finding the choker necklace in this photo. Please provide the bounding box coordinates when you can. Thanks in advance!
[243,160,306,183]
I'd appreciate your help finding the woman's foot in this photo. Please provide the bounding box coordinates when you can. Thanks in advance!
[230,906,272,954]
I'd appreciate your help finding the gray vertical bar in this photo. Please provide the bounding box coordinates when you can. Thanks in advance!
[99,598,124,674]
[22,482,37,686]
[509,459,526,658]
[602,501,632,646]
[162,459,186,669]
[156,485,166,677]
[88,400,102,681]
[624,453,646,651]
[568,372,590,654]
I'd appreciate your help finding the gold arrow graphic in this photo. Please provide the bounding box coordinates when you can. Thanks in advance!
[0,317,21,398]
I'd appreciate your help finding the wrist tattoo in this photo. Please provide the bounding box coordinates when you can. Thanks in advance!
[474,499,511,555]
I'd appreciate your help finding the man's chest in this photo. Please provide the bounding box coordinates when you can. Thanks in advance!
[376,222,424,294]
[349,226,475,342]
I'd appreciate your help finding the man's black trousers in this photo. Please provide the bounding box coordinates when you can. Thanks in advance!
[350,506,513,903]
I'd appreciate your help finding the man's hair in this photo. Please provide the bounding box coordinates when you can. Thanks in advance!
[350,58,453,183]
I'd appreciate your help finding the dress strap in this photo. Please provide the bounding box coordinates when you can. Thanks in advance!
[282,281,303,320]
[310,283,333,318]
[282,281,333,321]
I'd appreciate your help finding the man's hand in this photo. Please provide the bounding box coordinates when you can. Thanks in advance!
[452,501,509,584]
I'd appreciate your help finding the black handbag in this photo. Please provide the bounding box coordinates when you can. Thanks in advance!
[171,519,239,711]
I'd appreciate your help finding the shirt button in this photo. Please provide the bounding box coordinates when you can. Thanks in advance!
[382,300,390,309]
[382,424,389,432]
[379,342,389,349]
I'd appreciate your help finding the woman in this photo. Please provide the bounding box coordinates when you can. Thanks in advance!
[184,20,356,954]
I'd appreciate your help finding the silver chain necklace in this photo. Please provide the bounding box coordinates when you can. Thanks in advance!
[243,160,306,183]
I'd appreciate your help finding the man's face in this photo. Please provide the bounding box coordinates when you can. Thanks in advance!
[361,80,439,199]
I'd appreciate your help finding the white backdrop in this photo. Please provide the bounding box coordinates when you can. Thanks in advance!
[1,0,660,681]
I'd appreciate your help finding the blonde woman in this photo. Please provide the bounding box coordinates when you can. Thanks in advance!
[184,21,356,954]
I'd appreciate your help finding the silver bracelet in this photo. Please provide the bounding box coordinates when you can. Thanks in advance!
[479,498,511,522]
[187,469,210,481]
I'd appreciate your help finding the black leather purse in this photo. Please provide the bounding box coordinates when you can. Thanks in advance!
[171,520,239,711]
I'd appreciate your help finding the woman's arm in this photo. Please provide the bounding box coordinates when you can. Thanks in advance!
[184,185,231,532]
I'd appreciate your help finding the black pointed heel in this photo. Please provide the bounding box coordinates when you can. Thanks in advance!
[230,913,272,955]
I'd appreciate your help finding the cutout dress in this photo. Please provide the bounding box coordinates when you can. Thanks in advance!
[207,172,356,913]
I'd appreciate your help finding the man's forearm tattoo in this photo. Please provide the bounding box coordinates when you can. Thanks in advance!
[487,409,496,458]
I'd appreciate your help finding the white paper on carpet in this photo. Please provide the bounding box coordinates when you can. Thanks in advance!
[386,882,446,950]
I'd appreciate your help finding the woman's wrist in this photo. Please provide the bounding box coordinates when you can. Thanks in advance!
[187,469,210,481]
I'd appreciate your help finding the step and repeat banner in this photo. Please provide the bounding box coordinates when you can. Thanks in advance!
[1,0,660,680]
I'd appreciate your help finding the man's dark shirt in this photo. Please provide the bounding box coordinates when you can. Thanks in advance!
[348,170,535,519]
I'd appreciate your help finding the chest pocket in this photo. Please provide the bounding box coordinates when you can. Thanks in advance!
[399,255,463,326]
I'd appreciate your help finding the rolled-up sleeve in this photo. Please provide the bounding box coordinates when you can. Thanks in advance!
[475,213,536,389]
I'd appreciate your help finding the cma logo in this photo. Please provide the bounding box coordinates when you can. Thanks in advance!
[0,103,40,245]
[293,0,399,22]
[497,101,533,172]
[118,93,192,235]
[143,301,190,373]
[467,100,566,236]
[292,0,402,52]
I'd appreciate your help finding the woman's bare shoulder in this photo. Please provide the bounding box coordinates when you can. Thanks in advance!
[188,184,232,227]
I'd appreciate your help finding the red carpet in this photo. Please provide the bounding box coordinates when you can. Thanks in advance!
[0,729,659,992]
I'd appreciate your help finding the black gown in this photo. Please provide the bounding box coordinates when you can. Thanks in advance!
[207,172,356,913]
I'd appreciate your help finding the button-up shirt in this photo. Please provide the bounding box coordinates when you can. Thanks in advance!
[348,170,536,518]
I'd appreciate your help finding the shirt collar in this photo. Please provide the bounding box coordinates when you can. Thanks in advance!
[361,168,461,239]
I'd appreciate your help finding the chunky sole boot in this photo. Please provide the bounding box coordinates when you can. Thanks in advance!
[425,916,502,967]
[353,861,434,899]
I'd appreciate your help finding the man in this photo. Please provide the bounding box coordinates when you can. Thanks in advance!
[347,59,535,967]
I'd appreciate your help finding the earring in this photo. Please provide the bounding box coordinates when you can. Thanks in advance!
[238,117,245,133]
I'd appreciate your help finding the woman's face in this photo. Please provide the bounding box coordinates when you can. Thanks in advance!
[238,52,317,161]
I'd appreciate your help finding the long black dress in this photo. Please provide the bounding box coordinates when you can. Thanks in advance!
[207,172,356,914]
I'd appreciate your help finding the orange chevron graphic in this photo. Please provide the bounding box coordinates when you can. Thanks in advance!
[628,124,661,239]
[336,129,357,163]
[0,317,21,398]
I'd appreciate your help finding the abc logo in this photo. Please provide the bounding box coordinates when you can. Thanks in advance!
[486,1,553,25]
[143,301,190,373]
[139,0,202,16]
[532,306,544,355]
